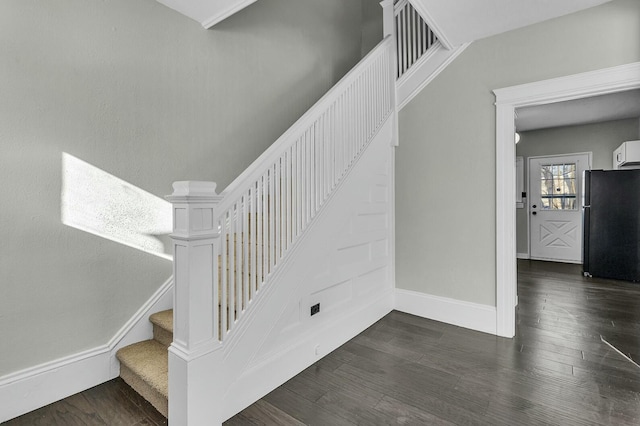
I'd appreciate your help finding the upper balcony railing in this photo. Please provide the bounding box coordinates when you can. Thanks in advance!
[394,0,438,79]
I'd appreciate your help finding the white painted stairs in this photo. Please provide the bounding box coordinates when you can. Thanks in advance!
[116,309,173,418]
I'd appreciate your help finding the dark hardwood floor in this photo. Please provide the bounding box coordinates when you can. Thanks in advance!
[5,260,640,425]
[1,376,168,426]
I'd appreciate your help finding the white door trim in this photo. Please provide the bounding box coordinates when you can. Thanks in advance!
[493,61,640,338]
[527,152,592,263]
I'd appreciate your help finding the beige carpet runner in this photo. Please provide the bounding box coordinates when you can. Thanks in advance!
[116,309,172,417]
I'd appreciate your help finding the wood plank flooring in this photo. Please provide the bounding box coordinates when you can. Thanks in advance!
[1,376,168,426]
[5,260,640,425]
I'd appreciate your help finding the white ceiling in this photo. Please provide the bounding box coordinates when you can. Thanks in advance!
[412,0,612,47]
[516,89,640,132]
[159,0,613,34]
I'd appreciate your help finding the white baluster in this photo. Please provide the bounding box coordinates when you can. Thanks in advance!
[307,133,312,221]
[256,176,263,287]
[250,184,257,296]
[274,159,281,261]
[417,8,423,56]
[401,8,407,75]
[318,114,325,206]
[243,192,249,306]
[231,206,237,314]
[286,147,293,248]
[310,124,316,218]
[411,6,417,67]
[296,140,302,236]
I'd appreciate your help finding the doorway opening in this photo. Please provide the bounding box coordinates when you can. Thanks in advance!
[493,62,640,338]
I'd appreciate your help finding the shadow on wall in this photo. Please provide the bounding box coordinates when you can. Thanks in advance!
[61,153,173,260]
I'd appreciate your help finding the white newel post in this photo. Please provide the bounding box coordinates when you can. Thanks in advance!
[167,181,224,426]
[380,0,394,38]
[380,0,399,146]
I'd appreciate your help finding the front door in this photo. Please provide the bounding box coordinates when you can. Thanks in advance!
[529,153,591,263]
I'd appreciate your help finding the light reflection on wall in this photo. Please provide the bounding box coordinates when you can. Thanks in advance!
[61,153,173,260]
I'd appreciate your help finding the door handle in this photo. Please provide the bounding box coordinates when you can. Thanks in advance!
[532,211,537,215]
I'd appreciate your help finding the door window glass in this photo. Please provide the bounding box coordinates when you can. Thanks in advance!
[540,163,577,210]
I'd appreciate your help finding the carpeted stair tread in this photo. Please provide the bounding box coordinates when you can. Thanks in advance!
[116,339,168,399]
[149,309,173,334]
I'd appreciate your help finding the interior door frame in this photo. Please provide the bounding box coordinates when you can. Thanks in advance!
[493,61,640,338]
[527,152,592,263]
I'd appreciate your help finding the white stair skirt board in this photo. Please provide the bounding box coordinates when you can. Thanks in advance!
[221,291,394,421]
[0,278,173,423]
[517,252,530,260]
[209,117,396,423]
[396,41,471,110]
[395,288,497,335]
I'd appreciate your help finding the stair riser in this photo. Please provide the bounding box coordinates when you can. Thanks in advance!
[153,324,173,348]
[120,364,168,418]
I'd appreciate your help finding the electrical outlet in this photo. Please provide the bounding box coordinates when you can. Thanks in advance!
[310,303,320,316]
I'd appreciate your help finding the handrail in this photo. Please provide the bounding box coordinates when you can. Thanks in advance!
[219,36,394,208]
[212,36,395,341]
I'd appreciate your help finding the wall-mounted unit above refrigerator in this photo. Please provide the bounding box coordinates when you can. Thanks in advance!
[613,140,640,170]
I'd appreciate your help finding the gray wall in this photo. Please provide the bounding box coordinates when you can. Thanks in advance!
[361,0,384,57]
[396,0,640,306]
[0,0,367,376]
[515,118,640,255]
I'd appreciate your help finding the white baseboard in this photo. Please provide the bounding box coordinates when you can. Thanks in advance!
[517,252,530,259]
[0,278,174,422]
[395,288,497,335]
[0,346,110,422]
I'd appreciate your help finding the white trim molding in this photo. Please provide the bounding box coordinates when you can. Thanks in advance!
[516,252,530,260]
[397,42,470,110]
[201,0,257,29]
[493,61,640,338]
[155,0,257,29]
[0,347,110,423]
[408,0,454,50]
[0,278,174,422]
[395,289,497,335]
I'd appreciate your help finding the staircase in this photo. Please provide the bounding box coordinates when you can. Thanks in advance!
[114,2,454,424]
[116,309,173,418]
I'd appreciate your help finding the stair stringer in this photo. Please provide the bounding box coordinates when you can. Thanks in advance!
[215,116,396,422]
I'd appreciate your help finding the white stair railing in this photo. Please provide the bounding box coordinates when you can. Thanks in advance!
[167,36,395,425]
[394,0,438,78]
[213,36,394,341]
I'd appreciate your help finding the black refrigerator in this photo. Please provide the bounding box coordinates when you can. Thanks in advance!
[583,169,640,282]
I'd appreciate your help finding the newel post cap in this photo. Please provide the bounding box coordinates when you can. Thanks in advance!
[170,181,219,198]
